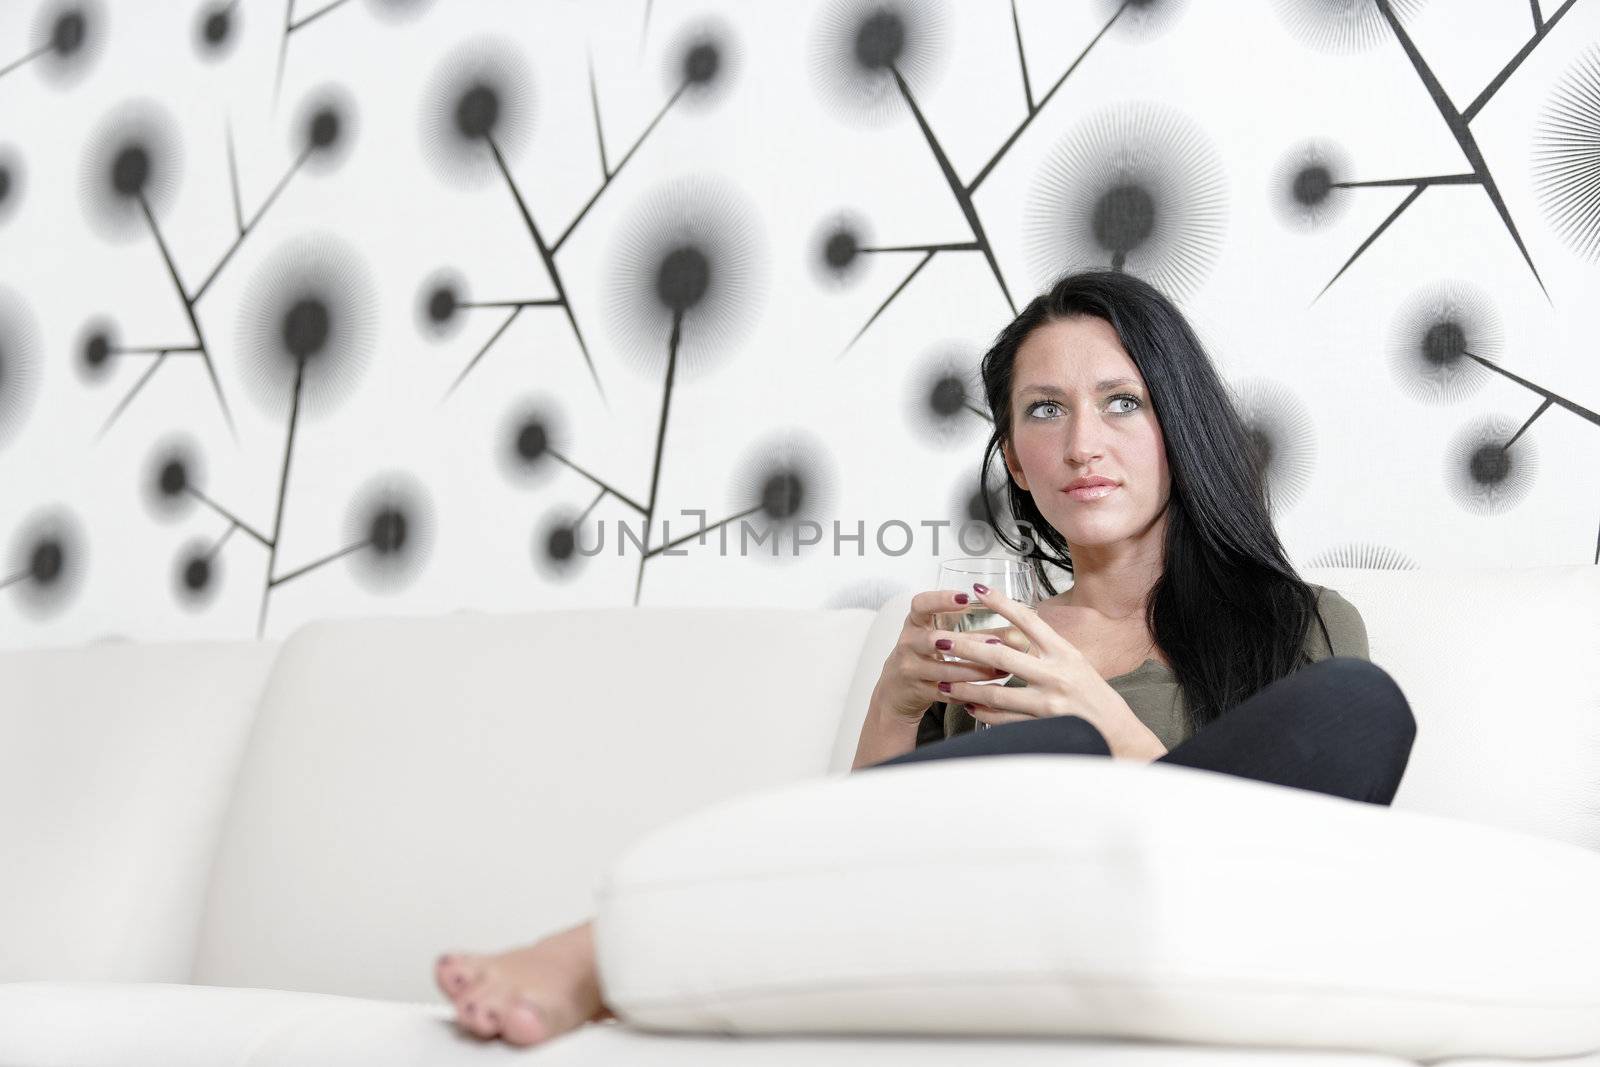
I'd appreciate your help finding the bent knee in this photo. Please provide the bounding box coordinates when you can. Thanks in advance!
[1026,713,1111,757]
[1311,657,1416,744]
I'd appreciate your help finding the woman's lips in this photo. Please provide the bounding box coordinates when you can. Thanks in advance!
[1065,484,1118,501]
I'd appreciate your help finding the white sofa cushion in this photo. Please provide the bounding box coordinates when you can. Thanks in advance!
[0,981,1433,1067]
[0,639,280,984]
[191,606,874,1003]
[593,755,1600,1060]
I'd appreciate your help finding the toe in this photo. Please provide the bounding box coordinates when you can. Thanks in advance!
[498,997,550,1047]
[439,953,485,1001]
[457,996,501,1039]
[434,953,463,998]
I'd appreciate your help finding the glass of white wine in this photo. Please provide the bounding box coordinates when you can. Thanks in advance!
[934,556,1039,731]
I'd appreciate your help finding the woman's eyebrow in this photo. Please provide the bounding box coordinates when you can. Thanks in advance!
[1018,377,1140,397]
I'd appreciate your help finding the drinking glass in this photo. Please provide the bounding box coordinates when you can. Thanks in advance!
[934,556,1039,731]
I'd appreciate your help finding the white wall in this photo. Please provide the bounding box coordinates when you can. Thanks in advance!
[1,0,1596,649]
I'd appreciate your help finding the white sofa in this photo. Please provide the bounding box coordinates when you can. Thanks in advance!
[2,564,1597,1065]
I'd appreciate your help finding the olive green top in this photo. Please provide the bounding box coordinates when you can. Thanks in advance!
[917,583,1369,754]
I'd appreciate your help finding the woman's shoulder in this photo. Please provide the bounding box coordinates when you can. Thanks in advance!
[1302,582,1369,661]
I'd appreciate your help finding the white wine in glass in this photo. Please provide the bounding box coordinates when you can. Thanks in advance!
[934,556,1039,731]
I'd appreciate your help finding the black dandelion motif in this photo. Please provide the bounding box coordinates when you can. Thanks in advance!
[236,233,378,421]
[1231,379,1317,513]
[1386,280,1504,406]
[75,317,116,382]
[78,98,185,243]
[1098,0,1190,39]
[954,463,1016,549]
[497,396,565,486]
[293,83,358,174]
[0,145,22,228]
[1305,542,1419,570]
[810,210,871,287]
[808,0,949,127]
[142,435,204,520]
[343,472,436,591]
[174,539,222,607]
[824,577,910,611]
[533,506,589,581]
[1024,101,1228,299]
[415,268,467,339]
[6,506,88,619]
[1269,0,1427,54]
[364,0,437,22]
[729,429,839,545]
[1532,43,1600,263]
[668,16,739,105]
[419,37,535,189]
[905,344,985,449]
[31,1,105,86]
[0,288,42,453]
[194,1,238,59]
[1272,138,1353,230]
[1445,413,1539,516]
[605,174,768,381]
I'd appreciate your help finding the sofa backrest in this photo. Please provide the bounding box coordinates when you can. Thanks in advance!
[190,605,874,1003]
[829,565,1600,854]
[0,639,281,985]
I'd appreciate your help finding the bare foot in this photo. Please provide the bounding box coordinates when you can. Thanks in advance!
[434,920,617,1047]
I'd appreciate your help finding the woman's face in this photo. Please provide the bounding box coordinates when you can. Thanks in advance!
[1001,315,1171,555]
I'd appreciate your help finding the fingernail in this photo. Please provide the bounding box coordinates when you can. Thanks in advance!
[984,637,1001,644]
[953,593,969,604]
[938,681,951,693]
[972,582,989,594]
[935,638,952,650]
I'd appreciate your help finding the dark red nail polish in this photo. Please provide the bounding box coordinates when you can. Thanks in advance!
[938,681,951,692]
[985,637,1001,644]
[972,582,989,594]
[953,593,969,604]
[935,638,952,650]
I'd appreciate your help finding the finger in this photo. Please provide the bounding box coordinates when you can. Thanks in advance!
[968,583,1062,656]
[944,680,1050,715]
[930,629,1031,681]
[921,657,1008,683]
[909,589,975,627]
[927,628,1009,669]
[951,632,1037,683]
[968,704,1035,727]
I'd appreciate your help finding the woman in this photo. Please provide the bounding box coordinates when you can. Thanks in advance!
[432,270,1418,1048]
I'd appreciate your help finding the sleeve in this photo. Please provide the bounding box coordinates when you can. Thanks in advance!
[1305,586,1370,662]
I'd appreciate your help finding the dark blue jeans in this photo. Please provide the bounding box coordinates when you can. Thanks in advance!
[864,657,1417,806]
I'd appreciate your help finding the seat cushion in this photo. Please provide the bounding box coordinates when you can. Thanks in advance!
[191,606,874,1003]
[0,981,1431,1066]
[0,639,280,984]
[592,755,1600,1060]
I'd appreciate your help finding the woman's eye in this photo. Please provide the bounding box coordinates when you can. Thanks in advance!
[1027,396,1140,418]
[1109,394,1141,413]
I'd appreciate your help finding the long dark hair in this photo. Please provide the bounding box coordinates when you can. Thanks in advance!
[978,270,1334,732]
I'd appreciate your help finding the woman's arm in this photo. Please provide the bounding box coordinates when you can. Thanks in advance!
[850,688,926,771]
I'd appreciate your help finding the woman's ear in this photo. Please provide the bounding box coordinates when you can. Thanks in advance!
[1002,438,1029,492]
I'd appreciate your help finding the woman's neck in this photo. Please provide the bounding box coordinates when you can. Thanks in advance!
[1059,570,1156,622]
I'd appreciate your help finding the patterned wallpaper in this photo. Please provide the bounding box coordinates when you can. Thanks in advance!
[1,0,1596,650]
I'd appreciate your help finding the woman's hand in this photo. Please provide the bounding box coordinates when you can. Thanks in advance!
[940,582,1167,760]
[870,590,1011,725]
